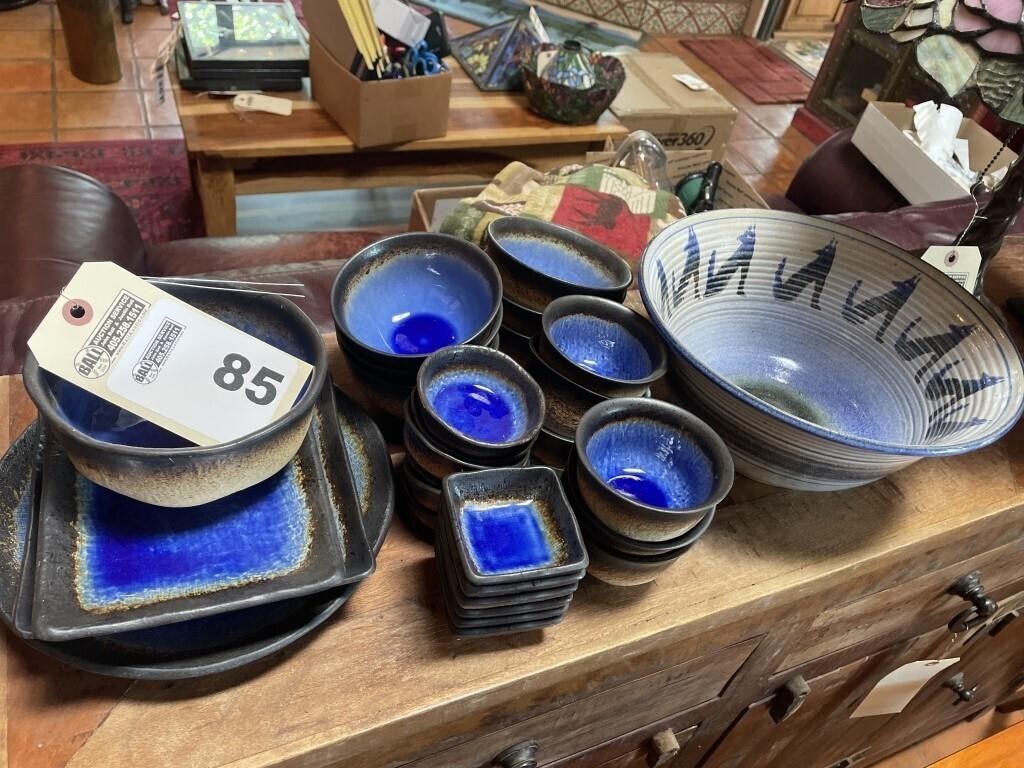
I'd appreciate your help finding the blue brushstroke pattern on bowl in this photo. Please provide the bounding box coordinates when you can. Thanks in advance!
[638,209,1024,491]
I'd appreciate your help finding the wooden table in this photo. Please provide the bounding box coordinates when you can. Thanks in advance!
[173,63,629,236]
[2,242,1023,768]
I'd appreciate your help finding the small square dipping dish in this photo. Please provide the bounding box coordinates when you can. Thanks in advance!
[442,467,587,587]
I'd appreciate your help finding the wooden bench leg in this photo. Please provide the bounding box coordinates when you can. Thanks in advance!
[194,155,237,237]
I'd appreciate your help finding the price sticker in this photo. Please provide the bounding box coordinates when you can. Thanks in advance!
[921,245,981,294]
[28,262,313,447]
[850,658,960,718]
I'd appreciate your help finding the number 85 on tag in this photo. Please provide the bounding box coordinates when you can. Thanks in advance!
[106,298,311,445]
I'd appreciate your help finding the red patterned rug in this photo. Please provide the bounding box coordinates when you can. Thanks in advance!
[0,140,202,244]
[680,37,814,104]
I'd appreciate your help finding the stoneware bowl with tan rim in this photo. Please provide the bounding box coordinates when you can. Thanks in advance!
[639,209,1024,491]
[415,345,546,462]
[485,217,632,312]
[573,398,734,543]
[22,284,327,508]
[539,295,668,397]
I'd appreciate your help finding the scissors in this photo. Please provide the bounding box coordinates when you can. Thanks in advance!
[403,40,442,76]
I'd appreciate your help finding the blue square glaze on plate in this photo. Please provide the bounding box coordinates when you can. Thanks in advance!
[461,503,554,574]
[443,467,588,585]
[30,387,373,642]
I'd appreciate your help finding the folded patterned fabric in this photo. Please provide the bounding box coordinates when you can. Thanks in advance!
[440,161,686,269]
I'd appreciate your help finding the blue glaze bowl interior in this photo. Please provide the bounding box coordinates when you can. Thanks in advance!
[584,418,715,510]
[492,233,615,289]
[487,218,632,294]
[39,289,320,449]
[549,314,654,381]
[424,367,529,445]
[337,241,500,357]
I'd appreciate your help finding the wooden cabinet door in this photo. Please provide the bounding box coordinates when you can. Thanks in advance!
[704,627,953,768]
[778,0,844,33]
[874,591,1024,756]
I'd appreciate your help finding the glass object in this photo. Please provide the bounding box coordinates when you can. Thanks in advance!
[610,131,674,192]
[179,2,307,67]
[539,40,595,90]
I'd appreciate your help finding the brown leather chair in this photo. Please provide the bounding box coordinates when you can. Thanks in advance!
[0,165,382,374]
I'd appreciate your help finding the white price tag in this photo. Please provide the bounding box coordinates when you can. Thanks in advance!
[850,658,960,718]
[28,263,313,447]
[233,93,294,117]
[674,73,710,90]
[922,245,981,294]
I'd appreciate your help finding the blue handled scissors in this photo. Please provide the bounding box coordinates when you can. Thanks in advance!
[403,41,442,76]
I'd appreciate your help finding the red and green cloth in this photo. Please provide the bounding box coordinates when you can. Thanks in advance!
[439,162,686,270]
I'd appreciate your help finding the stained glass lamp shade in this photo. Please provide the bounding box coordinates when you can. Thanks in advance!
[858,0,1023,123]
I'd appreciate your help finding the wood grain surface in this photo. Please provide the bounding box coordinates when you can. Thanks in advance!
[174,63,629,159]
[1,239,1022,768]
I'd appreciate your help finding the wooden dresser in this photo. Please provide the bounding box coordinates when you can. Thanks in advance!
[3,240,1024,768]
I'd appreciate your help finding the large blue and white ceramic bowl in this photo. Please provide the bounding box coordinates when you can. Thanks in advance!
[332,233,502,374]
[639,210,1024,491]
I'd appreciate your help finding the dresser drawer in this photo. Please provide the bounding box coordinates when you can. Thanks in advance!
[777,536,1024,673]
[407,636,760,768]
[554,725,699,768]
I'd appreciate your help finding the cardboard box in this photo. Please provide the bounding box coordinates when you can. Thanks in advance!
[304,0,360,66]
[310,34,451,148]
[610,53,737,159]
[586,148,769,209]
[852,102,1018,205]
[409,185,486,232]
[408,152,767,231]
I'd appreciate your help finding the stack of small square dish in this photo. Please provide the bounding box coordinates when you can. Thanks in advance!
[434,467,588,637]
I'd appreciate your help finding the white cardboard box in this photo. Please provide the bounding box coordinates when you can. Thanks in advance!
[851,102,1017,205]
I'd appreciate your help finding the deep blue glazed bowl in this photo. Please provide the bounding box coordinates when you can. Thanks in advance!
[640,210,1024,491]
[540,295,668,397]
[402,399,529,485]
[416,345,545,460]
[22,285,327,508]
[573,398,733,542]
[485,217,632,312]
[332,233,503,374]
[526,338,610,438]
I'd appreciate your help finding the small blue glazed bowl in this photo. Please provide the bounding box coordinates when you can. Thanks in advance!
[402,399,529,484]
[22,284,326,508]
[415,345,546,461]
[573,398,733,543]
[332,233,503,374]
[540,295,668,397]
[525,338,610,439]
[485,217,632,312]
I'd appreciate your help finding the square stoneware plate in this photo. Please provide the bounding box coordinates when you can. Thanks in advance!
[443,467,588,586]
[30,386,373,642]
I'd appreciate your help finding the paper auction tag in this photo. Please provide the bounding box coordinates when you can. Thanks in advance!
[850,658,959,718]
[922,245,981,294]
[674,73,710,90]
[28,263,313,447]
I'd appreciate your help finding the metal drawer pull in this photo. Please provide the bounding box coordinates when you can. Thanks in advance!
[493,741,539,768]
[943,672,978,705]
[769,675,811,723]
[648,729,681,767]
[947,571,998,634]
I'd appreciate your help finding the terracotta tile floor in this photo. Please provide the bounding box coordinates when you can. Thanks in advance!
[0,3,180,143]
